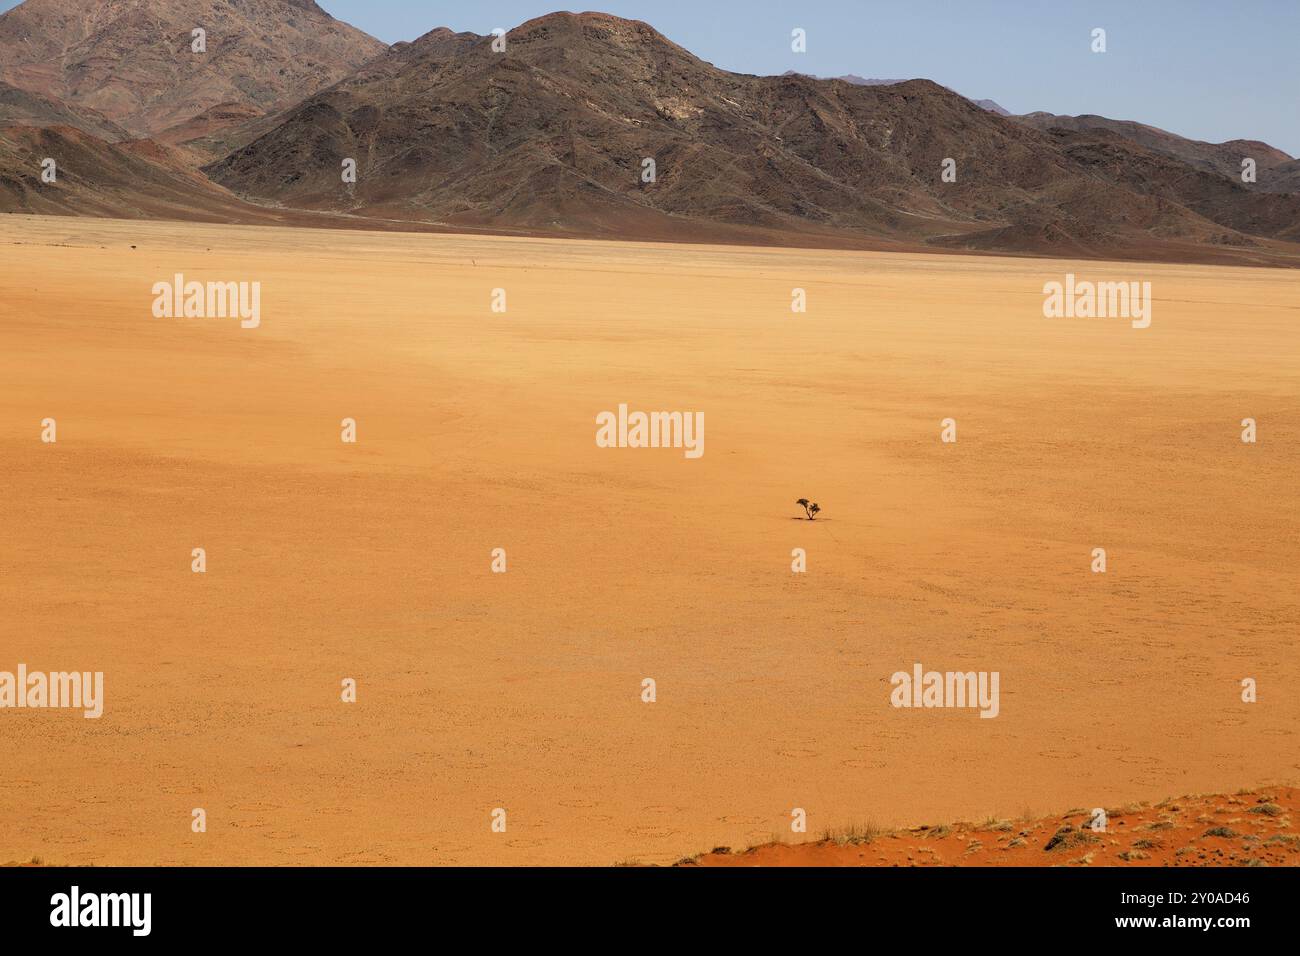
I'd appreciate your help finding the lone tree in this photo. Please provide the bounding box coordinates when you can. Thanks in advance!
[796,498,821,520]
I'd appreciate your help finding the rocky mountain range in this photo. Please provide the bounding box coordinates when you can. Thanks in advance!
[1,2,1296,265]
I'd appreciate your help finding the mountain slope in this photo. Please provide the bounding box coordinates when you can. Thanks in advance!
[0,123,302,222]
[1013,112,1298,193]
[1040,126,1300,243]
[0,80,128,140]
[0,0,387,137]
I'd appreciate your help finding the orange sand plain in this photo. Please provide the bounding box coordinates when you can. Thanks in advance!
[1,214,1297,866]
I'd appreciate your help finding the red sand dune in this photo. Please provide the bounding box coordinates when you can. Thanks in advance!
[683,788,1300,867]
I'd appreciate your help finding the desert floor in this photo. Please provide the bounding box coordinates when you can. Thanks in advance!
[1,214,1297,866]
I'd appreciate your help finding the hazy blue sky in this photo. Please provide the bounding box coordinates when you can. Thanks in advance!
[4,0,1297,155]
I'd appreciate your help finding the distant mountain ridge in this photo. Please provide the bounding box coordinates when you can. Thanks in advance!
[783,71,1011,115]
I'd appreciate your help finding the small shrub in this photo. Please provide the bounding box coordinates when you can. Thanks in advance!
[1203,826,1239,839]
[1045,826,1100,852]
[795,498,821,520]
